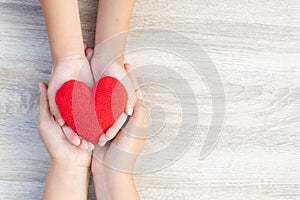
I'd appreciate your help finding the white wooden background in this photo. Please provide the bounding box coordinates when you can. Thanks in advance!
[0,0,300,199]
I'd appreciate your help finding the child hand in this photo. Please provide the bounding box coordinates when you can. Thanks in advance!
[100,63,142,144]
[91,99,148,199]
[38,82,94,169]
[87,47,141,144]
[87,48,138,115]
[47,56,94,128]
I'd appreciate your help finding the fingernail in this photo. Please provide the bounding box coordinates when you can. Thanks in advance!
[72,136,81,146]
[106,127,118,140]
[136,90,143,100]
[98,135,108,146]
[127,107,133,116]
[81,139,89,150]
[106,129,112,139]
[89,143,95,151]
[57,118,65,126]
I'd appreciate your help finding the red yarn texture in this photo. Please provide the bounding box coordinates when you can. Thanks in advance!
[55,77,127,144]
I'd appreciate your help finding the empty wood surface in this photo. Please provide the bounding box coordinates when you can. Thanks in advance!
[0,0,300,199]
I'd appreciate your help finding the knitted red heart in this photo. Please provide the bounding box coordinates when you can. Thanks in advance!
[55,77,127,144]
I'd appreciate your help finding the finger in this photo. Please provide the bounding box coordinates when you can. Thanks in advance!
[124,63,139,90]
[122,101,148,139]
[38,82,52,122]
[126,94,137,116]
[88,140,96,152]
[99,112,129,147]
[126,100,148,130]
[79,137,95,152]
[113,100,148,152]
[120,73,135,116]
[85,48,94,61]
[96,103,147,173]
[77,135,89,150]
[124,63,133,73]
[105,112,128,139]
[124,63,140,115]
[50,102,65,126]
[124,63,131,72]
[38,83,69,145]
[47,75,65,125]
[61,125,81,146]
[48,86,65,126]
[98,134,110,147]
[83,42,94,62]
[135,89,143,100]
[79,138,89,150]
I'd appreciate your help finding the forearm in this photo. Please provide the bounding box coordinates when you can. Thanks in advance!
[93,171,139,200]
[94,0,135,65]
[40,0,85,64]
[43,161,90,200]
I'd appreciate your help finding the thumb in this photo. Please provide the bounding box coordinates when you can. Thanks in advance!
[98,101,148,173]
[38,82,52,123]
[48,87,65,126]
[113,100,148,154]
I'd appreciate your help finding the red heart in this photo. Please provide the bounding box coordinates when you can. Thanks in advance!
[55,77,127,144]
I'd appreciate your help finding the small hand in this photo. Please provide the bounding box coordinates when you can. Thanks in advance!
[86,46,142,144]
[38,82,94,168]
[100,63,143,144]
[48,44,95,146]
[86,47,138,115]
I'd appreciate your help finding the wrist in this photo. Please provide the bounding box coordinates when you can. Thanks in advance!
[93,167,133,181]
[93,169,135,199]
[53,55,87,70]
[49,55,94,88]
[50,158,91,175]
[91,53,125,77]
[44,160,91,200]
[53,54,86,68]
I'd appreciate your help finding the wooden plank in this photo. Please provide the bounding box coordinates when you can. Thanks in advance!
[0,0,299,199]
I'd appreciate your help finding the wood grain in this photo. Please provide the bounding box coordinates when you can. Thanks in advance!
[0,0,299,199]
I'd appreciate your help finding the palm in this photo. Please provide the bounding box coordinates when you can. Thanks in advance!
[55,124,93,168]
[38,82,94,169]
[88,52,139,144]
[91,101,148,174]
[48,57,94,124]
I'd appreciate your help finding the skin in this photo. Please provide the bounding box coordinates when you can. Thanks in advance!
[38,82,93,200]
[92,64,147,200]
[40,0,138,146]
[39,81,147,200]
[90,0,138,144]
[40,0,94,146]
[92,102,147,200]
[40,0,145,198]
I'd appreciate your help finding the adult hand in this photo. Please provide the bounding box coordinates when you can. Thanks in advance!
[91,99,148,200]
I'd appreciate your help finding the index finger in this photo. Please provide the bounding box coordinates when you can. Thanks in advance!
[38,82,52,122]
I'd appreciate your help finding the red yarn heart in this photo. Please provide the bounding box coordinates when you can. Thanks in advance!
[55,77,127,144]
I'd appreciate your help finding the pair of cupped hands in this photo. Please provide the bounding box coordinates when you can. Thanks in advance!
[38,43,148,176]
